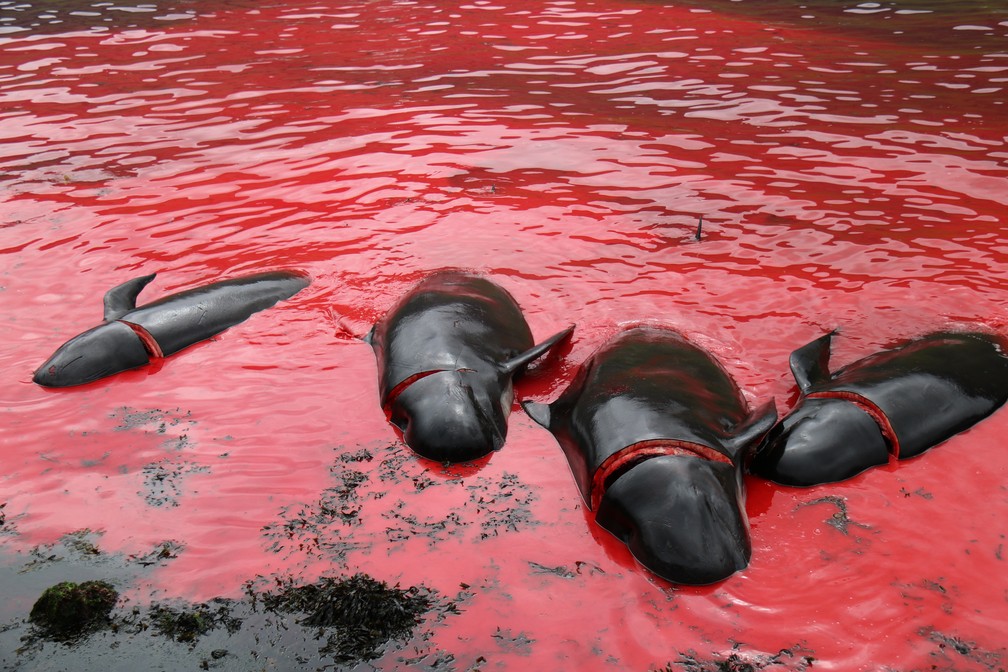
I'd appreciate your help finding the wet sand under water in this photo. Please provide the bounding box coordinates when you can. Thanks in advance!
[1,0,1007,669]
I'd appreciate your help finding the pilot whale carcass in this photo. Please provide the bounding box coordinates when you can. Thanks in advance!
[751,331,1008,486]
[34,270,310,387]
[523,327,776,585]
[366,271,573,463]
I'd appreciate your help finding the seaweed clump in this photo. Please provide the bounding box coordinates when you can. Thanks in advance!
[150,599,242,644]
[29,580,118,640]
[260,573,431,664]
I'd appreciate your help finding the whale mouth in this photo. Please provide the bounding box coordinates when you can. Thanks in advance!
[590,439,732,512]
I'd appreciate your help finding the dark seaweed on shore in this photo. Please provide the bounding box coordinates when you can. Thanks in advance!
[253,573,433,664]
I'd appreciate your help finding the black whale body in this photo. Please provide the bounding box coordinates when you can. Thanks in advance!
[751,330,1008,486]
[34,270,309,387]
[522,326,776,585]
[366,271,573,464]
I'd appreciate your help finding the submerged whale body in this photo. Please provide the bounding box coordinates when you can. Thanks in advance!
[34,270,310,387]
[366,270,573,464]
[750,331,1008,486]
[522,327,776,585]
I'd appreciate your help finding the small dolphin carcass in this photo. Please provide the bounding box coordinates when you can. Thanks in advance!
[751,330,1008,486]
[34,270,310,387]
[522,326,776,585]
[365,271,573,463]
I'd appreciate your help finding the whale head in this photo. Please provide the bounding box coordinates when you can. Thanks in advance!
[595,454,751,585]
[751,397,890,486]
[33,321,150,388]
[389,369,509,463]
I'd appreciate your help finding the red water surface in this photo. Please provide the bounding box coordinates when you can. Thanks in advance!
[2,0,1007,669]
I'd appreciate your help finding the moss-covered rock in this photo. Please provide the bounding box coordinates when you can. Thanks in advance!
[29,580,118,640]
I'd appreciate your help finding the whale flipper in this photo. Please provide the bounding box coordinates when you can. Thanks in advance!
[501,325,574,375]
[521,400,552,428]
[723,399,778,463]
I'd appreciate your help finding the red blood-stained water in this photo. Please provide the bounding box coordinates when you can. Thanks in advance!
[1,0,1007,669]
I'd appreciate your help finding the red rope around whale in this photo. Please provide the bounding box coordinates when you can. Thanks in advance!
[590,439,733,512]
[807,390,902,458]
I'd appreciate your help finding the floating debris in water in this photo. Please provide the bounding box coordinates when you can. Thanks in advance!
[127,540,184,567]
[140,460,210,507]
[795,495,871,536]
[110,406,195,437]
[527,561,577,579]
[149,600,242,645]
[661,645,815,672]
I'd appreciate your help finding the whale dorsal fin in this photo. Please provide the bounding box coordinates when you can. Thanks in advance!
[790,331,835,394]
[103,273,157,321]
[501,325,575,376]
[723,398,778,465]
[520,400,552,428]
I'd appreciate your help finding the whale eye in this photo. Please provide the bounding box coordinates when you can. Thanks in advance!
[48,365,57,376]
